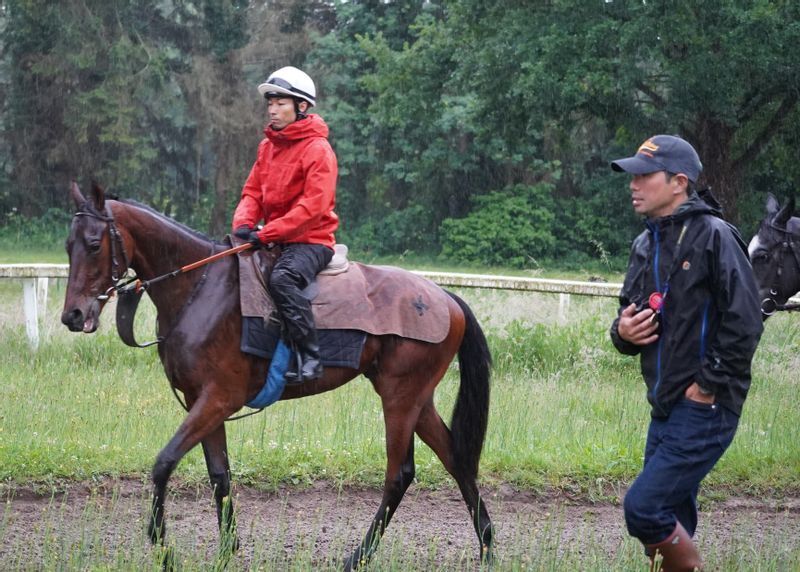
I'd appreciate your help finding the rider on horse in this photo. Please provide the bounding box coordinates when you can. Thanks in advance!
[233,66,339,383]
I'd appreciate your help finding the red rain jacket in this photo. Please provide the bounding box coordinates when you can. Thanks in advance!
[232,114,338,248]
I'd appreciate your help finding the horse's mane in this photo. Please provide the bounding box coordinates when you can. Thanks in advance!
[115,198,225,246]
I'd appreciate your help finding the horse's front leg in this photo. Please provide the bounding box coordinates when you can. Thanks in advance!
[148,389,235,546]
[201,423,239,552]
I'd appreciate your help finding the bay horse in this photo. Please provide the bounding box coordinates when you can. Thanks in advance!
[748,193,800,318]
[60,182,493,569]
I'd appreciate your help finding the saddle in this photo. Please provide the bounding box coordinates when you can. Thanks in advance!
[238,244,451,344]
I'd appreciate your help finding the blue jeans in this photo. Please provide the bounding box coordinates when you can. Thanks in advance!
[623,398,740,545]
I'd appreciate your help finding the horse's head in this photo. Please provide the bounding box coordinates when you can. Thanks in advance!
[61,182,130,333]
[749,193,800,319]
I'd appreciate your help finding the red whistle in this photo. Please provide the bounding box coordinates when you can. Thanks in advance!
[649,292,664,312]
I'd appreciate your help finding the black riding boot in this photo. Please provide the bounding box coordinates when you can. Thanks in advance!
[285,330,323,383]
[267,244,333,384]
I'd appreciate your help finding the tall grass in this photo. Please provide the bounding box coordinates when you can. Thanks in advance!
[1,281,798,496]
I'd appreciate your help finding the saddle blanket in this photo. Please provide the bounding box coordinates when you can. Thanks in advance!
[240,317,366,368]
[239,253,451,344]
[240,318,366,409]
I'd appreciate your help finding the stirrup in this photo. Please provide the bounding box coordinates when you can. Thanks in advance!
[284,351,305,385]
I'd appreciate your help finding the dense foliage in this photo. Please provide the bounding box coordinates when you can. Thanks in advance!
[1,1,798,266]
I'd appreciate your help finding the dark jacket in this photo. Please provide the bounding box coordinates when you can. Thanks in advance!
[610,192,763,417]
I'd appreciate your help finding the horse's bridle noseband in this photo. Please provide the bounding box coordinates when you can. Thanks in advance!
[759,222,800,315]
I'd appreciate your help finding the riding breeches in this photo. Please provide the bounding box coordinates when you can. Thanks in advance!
[268,243,333,343]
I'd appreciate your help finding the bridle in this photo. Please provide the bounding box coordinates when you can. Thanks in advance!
[71,201,262,421]
[757,222,800,315]
[73,203,133,301]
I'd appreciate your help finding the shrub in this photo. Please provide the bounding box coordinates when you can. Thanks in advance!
[440,183,556,268]
[0,208,71,248]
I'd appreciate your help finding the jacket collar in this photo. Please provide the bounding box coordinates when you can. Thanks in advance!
[645,190,721,230]
[264,113,329,143]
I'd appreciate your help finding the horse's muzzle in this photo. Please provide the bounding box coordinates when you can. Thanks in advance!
[61,300,101,333]
[61,308,85,332]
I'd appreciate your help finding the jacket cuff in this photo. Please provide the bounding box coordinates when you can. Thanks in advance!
[695,378,715,395]
[609,320,640,356]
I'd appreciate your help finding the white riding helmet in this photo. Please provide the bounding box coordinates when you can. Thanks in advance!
[258,66,316,107]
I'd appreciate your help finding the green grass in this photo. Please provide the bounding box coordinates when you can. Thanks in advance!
[0,281,798,496]
[1,280,799,569]
[0,242,624,281]
[351,251,626,282]
[0,246,67,264]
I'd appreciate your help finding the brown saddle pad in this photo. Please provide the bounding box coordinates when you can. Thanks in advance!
[239,255,450,344]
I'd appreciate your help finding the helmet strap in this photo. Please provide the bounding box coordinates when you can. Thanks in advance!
[294,99,309,120]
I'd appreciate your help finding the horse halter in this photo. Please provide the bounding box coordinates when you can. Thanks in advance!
[73,203,132,301]
[759,222,800,315]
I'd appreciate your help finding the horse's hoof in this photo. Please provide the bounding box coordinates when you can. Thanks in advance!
[481,544,494,569]
[219,532,240,555]
[148,519,166,545]
[159,545,179,572]
[342,553,358,572]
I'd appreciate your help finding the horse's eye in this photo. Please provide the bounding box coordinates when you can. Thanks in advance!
[87,240,101,253]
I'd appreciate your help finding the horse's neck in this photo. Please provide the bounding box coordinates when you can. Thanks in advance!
[115,202,218,311]
[116,204,210,274]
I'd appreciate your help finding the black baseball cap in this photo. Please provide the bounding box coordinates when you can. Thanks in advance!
[611,135,703,182]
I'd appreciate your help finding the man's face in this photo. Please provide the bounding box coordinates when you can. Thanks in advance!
[267,97,299,130]
[629,171,687,218]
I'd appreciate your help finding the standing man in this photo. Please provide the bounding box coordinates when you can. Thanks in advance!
[233,66,338,383]
[609,135,762,571]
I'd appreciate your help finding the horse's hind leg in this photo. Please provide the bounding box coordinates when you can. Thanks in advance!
[415,400,494,564]
[344,433,416,571]
[201,424,238,552]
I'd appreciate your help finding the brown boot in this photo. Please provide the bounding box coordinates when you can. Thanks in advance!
[647,522,702,571]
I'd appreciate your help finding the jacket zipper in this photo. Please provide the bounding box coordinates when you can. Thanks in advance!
[652,227,664,411]
[699,298,710,361]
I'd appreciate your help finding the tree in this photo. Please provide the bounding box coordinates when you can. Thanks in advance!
[0,0,201,216]
[445,0,800,222]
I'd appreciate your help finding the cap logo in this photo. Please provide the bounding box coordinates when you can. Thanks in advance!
[637,139,659,158]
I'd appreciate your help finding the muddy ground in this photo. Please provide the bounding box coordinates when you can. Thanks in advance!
[2,478,800,569]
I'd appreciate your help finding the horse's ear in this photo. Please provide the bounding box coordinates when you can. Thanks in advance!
[69,181,86,208]
[91,181,106,211]
[774,196,795,227]
[766,193,780,216]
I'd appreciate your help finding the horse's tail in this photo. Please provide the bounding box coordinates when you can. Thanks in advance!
[447,291,492,481]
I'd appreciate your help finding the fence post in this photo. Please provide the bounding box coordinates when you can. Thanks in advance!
[558,293,571,323]
[22,278,40,350]
[37,276,49,317]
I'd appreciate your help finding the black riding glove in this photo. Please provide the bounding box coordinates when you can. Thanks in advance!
[234,226,274,249]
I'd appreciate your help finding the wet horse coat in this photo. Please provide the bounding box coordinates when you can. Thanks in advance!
[60,183,493,569]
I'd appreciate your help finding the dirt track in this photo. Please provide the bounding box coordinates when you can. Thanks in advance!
[3,478,800,569]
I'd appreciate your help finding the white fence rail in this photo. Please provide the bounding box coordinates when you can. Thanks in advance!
[2,263,626,349]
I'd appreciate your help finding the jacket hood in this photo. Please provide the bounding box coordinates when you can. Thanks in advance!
[265,113,329,143]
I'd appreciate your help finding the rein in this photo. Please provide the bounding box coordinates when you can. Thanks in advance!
[76,205,253,340]
[760,222,800,315]
[76,205,262,421]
